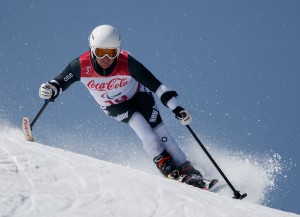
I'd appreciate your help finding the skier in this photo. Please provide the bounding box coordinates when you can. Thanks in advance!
[39,24,207,189]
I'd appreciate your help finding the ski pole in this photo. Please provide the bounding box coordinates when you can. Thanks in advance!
[30,99,52,128]
[22,99,53,141]
[186,125,247,200]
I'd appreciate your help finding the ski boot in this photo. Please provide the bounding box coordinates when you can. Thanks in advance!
[153,150,179,179]
[177,161,208,189]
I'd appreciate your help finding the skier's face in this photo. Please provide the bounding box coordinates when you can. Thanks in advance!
[96,56,114,69]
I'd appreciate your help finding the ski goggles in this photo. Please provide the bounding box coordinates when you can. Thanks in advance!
[93,48,120,59]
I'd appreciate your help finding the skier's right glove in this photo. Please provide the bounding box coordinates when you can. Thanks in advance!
[39,82,59,100]
[172,106,192,126]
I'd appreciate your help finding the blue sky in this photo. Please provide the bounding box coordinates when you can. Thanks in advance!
[1,0,299,213]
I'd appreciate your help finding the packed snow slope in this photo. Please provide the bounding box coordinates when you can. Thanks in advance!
[0,126,298,217]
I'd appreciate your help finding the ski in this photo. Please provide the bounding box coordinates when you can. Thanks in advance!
[22,117,34,141]
[176,175,219,191]
[198,178,219,191]
[21,100,52,142]
[207,179,219,190]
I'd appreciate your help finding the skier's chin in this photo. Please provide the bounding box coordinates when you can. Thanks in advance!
[97,59,114,69]
[101,64,110,69]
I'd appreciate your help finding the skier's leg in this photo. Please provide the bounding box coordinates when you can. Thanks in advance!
[128,112,178,178]
[128,112,164,158]
[153,123,187,167]
[128,88,204,182]
[154,124,206,188]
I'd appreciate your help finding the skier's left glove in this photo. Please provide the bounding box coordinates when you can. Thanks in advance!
[173,106,192,125]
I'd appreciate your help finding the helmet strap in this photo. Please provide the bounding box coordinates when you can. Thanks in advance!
[90,49,96,59]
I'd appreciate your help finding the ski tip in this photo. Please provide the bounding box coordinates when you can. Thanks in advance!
[208,179,219,189]
[22,117,34,142]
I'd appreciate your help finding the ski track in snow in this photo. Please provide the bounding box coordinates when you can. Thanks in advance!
[0,126,299,217]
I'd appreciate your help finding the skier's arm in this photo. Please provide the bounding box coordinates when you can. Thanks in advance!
[128,55,191,125]
[52,58,81,92]
[128,55,180,109]
[128,55,162,92]
[156,84,192,125]
[39,58,81,100]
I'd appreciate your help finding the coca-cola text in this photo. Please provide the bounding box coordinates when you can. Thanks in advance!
[87,78,128,91]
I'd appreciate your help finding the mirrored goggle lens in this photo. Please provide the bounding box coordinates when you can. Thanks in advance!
[94,48,119,59]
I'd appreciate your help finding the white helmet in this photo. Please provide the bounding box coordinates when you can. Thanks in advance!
[89,25,121,51]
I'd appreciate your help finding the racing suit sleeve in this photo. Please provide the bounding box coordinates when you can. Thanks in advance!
[127,54,180,110]
[127,54,162,93]
[50,57,81,92]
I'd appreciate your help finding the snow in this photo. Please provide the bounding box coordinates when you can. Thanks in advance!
[0,125,298,217]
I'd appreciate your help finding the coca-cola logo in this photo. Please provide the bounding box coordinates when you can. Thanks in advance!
[87,78,128,91]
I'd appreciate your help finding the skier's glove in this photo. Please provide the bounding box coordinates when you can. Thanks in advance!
[173,106,192,125]
[39,82,59,100]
